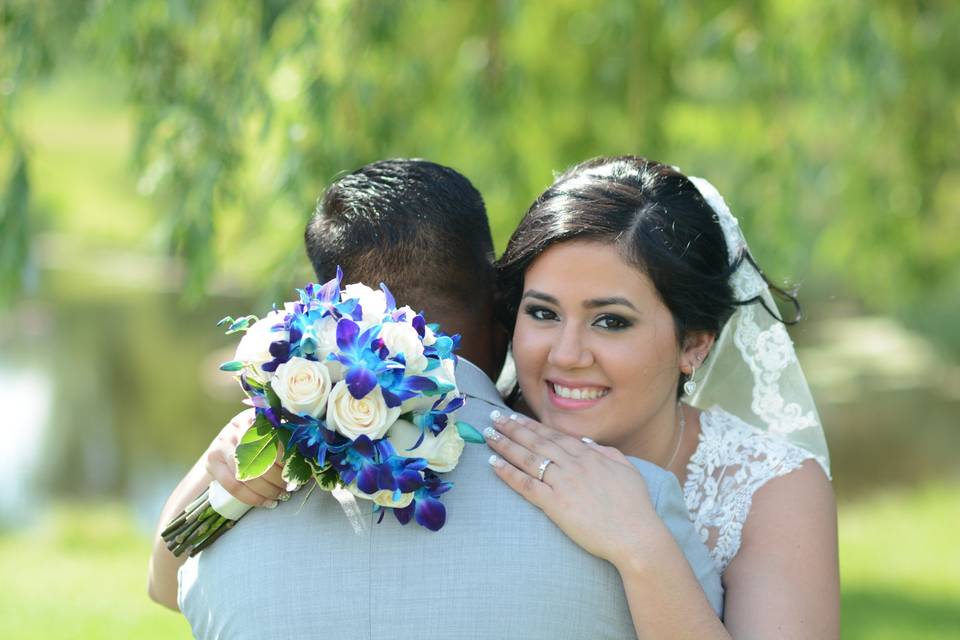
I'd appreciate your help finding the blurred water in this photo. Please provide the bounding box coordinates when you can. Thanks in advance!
[1,281,957,531]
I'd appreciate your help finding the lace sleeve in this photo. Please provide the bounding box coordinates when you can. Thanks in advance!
[682,409,818,574]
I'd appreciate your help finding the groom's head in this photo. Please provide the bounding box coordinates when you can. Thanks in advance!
[305,158,505,378]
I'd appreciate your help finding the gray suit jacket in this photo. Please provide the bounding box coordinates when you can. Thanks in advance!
[179,359,723,639]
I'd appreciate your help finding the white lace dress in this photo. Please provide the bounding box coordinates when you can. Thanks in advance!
[682,407,818,574]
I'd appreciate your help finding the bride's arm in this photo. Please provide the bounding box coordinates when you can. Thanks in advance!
[147,456,214,610]
[721,460,839,639]
[147,410,285,611]
[485,414,838,639]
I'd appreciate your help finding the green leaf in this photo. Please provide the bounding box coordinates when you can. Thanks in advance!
[225,314,259,335]
[235,419,278,480]
[456,421,485,444]
[265,384,282,412]
[314,464,341,491]
[219,360,244,371]
[282,452,314,489]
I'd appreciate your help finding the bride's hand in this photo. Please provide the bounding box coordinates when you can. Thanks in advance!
[484,412,666,567]
[203,409,288,508]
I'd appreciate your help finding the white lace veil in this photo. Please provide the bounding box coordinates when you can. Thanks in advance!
[686,176,830,477]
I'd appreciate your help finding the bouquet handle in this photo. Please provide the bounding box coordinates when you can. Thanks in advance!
[160,480,250,557]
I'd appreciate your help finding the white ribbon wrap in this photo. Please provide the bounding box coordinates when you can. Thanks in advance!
[208,479,254,520]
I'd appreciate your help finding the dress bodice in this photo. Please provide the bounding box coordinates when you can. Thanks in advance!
[683,407,817,574]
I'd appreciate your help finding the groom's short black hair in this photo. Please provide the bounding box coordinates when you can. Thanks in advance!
[305,159,495,316]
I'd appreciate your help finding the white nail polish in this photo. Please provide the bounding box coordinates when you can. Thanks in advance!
[508,413,519,421]
[489,409,501,421]
[266,500,279,509]
[488,454,504,468]
[483,427,500,441]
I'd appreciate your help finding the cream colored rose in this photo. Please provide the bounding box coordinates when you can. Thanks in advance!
[386,419,465,473]
[345,483,414,509]
[326,381,400,441]
[234,310,288,380]
[380,321,428,374]
[270,357,332,418]
[313,315,345,382]
[344,283,387,321]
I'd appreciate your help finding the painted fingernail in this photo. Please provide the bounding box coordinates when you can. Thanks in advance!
[508,413,519,422]
[489,409,502,422]
[266,500,279,509]
[483,427,501,441]
[581,437,595,444]
[278,491,291,502]
[488,454,505,468]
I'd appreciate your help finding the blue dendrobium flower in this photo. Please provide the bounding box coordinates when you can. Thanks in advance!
[331,437,426,497]
[331,318,389,399]
[393,473,453,531]
[424,333,461,363]
[377,366,439,409]
[415,395,466,442]
[286,417,348,467]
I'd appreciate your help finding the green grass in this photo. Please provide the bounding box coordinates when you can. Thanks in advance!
[0,504,191,640]
[0,486,956,639]
[839,485,960,639]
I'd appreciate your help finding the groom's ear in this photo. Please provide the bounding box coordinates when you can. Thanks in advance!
[680,330,715,372]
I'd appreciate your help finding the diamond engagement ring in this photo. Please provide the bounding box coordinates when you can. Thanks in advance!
[536,458,553,481]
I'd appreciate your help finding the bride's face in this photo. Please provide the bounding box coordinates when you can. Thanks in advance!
[511,240,682,450]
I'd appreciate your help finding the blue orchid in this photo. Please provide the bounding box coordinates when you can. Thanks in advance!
[377,364,440,409]
[329,318,392,399]
[331,437,426,497]
[393,473,453,531]
[285,416,349,467]
[415,394,466,442]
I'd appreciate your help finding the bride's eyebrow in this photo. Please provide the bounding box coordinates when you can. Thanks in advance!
[521,290,559,305]
[522,290,639,312]
[584,297,639,312]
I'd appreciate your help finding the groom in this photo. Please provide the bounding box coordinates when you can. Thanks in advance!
[150,159,723,638]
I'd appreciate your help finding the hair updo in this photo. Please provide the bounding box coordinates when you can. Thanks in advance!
[497,156,773,396]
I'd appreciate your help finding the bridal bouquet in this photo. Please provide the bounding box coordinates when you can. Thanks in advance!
[162,268,483,557]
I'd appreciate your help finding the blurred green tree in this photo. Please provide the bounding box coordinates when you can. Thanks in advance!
[2,0,958,320]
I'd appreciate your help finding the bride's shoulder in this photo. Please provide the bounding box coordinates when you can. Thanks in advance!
[692,407,814,473]
[684,407,834,573]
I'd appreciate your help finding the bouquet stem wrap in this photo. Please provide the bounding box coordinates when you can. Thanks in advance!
[161,482,243,557]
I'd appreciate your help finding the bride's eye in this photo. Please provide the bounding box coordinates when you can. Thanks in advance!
[593,314,632,330]
[523,305,558,322]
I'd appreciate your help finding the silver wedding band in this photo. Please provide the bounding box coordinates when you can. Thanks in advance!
[536,458,553,481]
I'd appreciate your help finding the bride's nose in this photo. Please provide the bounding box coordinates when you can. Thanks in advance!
[547,323,594,369]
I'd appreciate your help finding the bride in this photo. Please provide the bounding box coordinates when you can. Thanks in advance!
[485,156,839,638]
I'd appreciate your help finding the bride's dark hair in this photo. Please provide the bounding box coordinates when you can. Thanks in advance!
[495,155,798,395]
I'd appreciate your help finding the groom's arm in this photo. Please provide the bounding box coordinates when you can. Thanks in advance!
[148,410,284,611]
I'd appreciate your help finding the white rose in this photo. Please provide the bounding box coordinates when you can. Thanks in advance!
[386,419,465,473]
[312,315,345,382]
[380,322,428,374]
[270,357,332,418]
[345,483,414,509]
[326,381,400,441]
[344,283,387,321]
[234,310,288,380]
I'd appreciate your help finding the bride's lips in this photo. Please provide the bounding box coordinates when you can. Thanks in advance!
[545,379,610,411]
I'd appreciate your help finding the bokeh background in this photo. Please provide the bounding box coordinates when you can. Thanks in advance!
[1,1,958,638]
